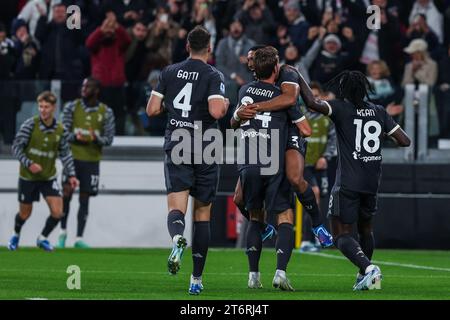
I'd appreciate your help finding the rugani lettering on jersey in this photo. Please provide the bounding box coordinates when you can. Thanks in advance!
[246,87,274,98]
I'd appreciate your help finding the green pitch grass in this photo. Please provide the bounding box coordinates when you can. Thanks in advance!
[0,247,449,300]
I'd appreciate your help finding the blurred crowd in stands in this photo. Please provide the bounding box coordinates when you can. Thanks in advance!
[1,0,450,143]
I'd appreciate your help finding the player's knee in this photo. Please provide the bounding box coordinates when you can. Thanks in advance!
[19,210,32,220]
[51,210,63,219]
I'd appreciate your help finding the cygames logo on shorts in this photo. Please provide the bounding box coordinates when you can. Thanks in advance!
[170,123,281,175]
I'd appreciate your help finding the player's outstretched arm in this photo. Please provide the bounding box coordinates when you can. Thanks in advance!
[146,93,164,117]
[230,104,258,129]
[388,126,411,147]
[298,73,331,115]
[251,83,299,113]
[208,97,229,120]
[295,117,312,137]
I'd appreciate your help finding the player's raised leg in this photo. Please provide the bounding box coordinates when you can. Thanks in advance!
[273,208,295,291]
[37,196,64,252]
[285,148,333,247]
[166,190,189,275]
[8,202,33,251]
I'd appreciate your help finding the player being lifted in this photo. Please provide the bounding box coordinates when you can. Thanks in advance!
[8,91,79,252]
[233,46,333,248]
[298,70,411,290]
[146,26,229,295]
[58,77,115,248]
[231,47,297,291]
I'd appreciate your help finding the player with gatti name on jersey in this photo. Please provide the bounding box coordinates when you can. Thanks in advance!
[146,26,229,295]
[298,70,411,291]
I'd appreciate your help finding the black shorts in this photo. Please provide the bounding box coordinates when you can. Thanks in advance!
[240,167,292,215]
[164,151,219,204]
[286,124,307,157]
[327,186,378,224]
[18,178,62,204]
[63,160,100,195]
[304,166,329,196]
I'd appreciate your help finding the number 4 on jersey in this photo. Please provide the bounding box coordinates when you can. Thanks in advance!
[174,83,193,118]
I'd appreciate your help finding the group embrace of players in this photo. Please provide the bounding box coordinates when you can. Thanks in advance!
[147,26,410,295]
[8,25,411,296]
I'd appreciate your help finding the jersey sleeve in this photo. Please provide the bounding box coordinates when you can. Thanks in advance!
[207,70,226,101]
[383,107,400,136]
[326,99,340,122]
[279,65,300,87]
[151,68,167,98]
[287,103,306,123]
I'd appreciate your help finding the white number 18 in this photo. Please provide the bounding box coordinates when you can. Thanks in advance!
[353,119,382,153]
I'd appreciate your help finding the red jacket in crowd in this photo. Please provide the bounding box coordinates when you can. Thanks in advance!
[86,25,131,87]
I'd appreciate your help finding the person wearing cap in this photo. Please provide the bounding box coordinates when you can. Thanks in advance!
[11,18,40,79]
[309,28,357,84]
[283,0,310,54]
[401,38,437,87]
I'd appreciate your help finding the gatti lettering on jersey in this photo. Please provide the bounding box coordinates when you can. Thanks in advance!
[153,58,225,152]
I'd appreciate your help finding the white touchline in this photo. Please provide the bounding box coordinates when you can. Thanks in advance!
[303,252,450,272]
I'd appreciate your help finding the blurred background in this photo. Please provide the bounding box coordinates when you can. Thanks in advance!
[0,0,449,250]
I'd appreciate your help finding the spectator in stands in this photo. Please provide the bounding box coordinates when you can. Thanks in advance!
[406,14,441,59]
[191,0,217,49]
[309,29,357,84]
[144,4,180,74]
[283,0,310,53]
[359,0,403,82]
[367,60,404,117]
[300,0,338,26]
[402,38,438,87]
[409,0,444,44]
[281,26,326,83]
[215,19,255,105]
[234,0,277,45]
[435,44,450,137]
[17,0,58,37]
[0,22,16,80]
[125,20,148,135]
[35,2,85,80]
[0,22,17,147]
[103,0,150,29]
[11,18,40,79]
[86,12,131,135]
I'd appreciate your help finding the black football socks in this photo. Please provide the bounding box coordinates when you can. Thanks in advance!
[335,234,371,275]
[77,196,90,237]
[276,223,294,271]
[167,210,186,240]
[192,221,210,277]
[41,216,60,238]
[296,185,322,227]
[14,213,26,235]
[246,220,262,272]
[60,196,71,230]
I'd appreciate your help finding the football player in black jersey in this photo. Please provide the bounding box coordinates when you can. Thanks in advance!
[233,46,334,248]
[146,26,229,295]
[298,70,411,290]
[232,46,297,291]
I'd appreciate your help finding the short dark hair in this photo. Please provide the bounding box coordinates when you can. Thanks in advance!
[254,46,279,80]
[187,26,211,54]
[85,76,101,89]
